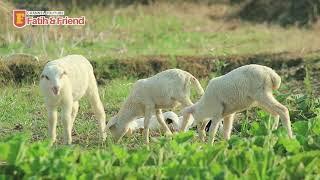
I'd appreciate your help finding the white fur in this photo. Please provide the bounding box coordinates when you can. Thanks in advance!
[181,64,293,144]
[181,116,224,137]
[106,68,204,143]
[126,111,180,135]
[126,111,224,136]
[178,115,194,130]
[39,55,106,144]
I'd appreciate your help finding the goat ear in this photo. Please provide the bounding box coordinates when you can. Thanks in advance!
[109,123,116,130]
[165,118,173,124]
[40,74,44,78]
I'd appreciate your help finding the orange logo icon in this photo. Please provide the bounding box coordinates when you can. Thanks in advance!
[13,10,27,28]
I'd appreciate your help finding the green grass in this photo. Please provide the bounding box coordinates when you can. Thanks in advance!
[1,111,320,179]
[0,78,206,144]
[1,3,320,60]
[1,77,320,178]
[1,2,320,179]
[0,79,134,145]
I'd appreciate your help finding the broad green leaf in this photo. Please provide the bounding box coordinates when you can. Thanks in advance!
[112,145,128,160]
[0,143,10,161]
[278,137,301,154]
[293,121,309,136]
[173,131,194,144]
[249,121,268,136]
[311,118,320,135]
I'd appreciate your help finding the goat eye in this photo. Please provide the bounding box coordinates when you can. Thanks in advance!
[45,75,49,80]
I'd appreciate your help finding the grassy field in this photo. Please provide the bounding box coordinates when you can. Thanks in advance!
[1,2,320,60]
[1,77,320,178]
[1,1,320,179]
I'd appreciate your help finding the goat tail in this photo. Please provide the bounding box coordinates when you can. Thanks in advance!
[269,70,281,90]
[189,75,204,96]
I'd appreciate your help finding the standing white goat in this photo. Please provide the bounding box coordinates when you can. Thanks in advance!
[39,55,106,144]
[107,69,204,143]
[181,64,293,144]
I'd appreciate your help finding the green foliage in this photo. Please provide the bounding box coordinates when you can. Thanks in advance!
[238,0,320,27]
[1,113,320,178]
[1,1,320,178]
[1,72,320,178]
[303,64,313,96]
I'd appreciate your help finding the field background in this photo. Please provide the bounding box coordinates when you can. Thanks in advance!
[1,0,320,179]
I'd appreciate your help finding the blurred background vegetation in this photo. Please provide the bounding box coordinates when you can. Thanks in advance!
[1,3,320,179]
[8,0,320,26]
[0,0,320,86]
[1,0,320,59]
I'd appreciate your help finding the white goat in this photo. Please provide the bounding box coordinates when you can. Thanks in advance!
[126,112,224,136]
[39,55,106,144]
[107,69,204,143]
[126,111,181,135]
[180,116,224,136]
[181,64,293,144]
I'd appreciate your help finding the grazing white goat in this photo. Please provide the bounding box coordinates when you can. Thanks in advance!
[126,112,224,137]
[107,69,204,143]
[39,55,106,144]
[126,111,181,135]
[181,64,293,144]
[180,116,224,136]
